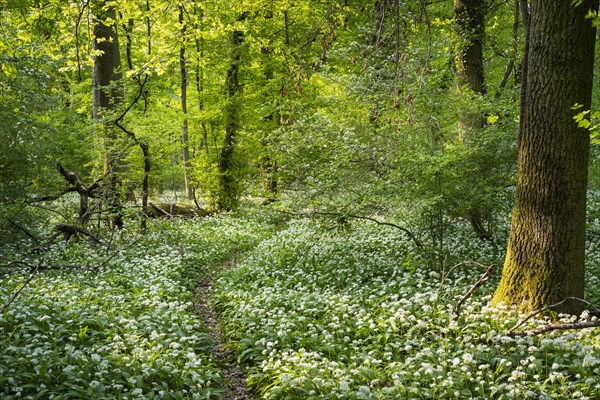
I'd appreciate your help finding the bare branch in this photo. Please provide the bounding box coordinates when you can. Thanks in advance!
[48,224,101,244]
[509,297,600,336]
[512,320,600,336]
[276,210,425,252]
[4,217,39,241]
[0,265,39,314]
[453,264,496,320]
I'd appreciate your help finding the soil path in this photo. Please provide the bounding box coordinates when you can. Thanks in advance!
[195,257,252,400]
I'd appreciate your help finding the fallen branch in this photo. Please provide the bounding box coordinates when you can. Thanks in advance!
[29,187,78,203]
[0,240,142,313]
[453,263,496,320]
[0,260,33,269]
[57,164,101,199]
[147,203,211,218]
[48,224,101,244]
[277,210,425,252]
[0,265,39,314]
[509,297,600,336]
[0,260,95,271]
[5,217,39,241]
[512,320,600,336]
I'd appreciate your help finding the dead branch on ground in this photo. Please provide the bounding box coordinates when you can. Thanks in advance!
[509,297,600,336]
[453,263,496,320]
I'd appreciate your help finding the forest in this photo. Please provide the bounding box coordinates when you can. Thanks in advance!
[1,0,600,398]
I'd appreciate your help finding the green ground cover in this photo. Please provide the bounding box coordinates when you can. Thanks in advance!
[0,214,274,399]
[213,217,600,399]
[2,202,600,399]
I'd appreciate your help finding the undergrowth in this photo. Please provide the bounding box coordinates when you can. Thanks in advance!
[0,212,275,400]
[213,218,600,399]
[2,200,600,399]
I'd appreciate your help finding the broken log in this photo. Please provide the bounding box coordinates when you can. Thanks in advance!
[146,203,211,218]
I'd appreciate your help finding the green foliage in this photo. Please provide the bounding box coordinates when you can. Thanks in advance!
[1,0,526,233]
[0,23,93,241]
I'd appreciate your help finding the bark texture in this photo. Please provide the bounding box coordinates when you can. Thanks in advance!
[92,2,122,123]
[492,0,598,314]
[179,5,193,199]
[454,0,486,138]
[217,18,245,211]
[92,0,124,228]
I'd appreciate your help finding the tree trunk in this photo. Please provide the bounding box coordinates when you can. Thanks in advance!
[123,17,134,71]
[259,13,278,198]
[454,0,492,241]
[454,0,486,139]
[492,0,597,315]
[217,17,245,211]
[179,5,193,199]
[194,1,209,155]
[92,0,123,229]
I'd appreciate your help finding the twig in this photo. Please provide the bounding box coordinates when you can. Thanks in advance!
[437,260,484,296]
[276,210,425,252]
[512,320,600,336]
[74,0,90,82]
[0,260,33,269]
[1,261,94,271]
[4,218,39,241]
[0,265,40,314]
[105,228,117,256]
[96,236,143,271]
[509,297,600,336]
[453,264,496,319]
[48,224,101,244]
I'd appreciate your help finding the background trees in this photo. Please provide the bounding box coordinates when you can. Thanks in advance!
[0,0,597,286]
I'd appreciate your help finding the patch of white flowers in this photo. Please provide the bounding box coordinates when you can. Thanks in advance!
[214,216,600,399]
[0,214,273,399]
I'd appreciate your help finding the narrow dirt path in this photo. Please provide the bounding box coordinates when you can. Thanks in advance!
[195,260,253,400]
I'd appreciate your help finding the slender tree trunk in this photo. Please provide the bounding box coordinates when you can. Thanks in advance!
[259,12,278,197]
[454,0,486,139]
[123,17,134,71]
[492,0,598,315]
[140,142,150,232]
[92,0,123,229]
[146,0,152,56]
[454,0,492,241]
[495,0,522,99]
[217,17,245,210]
[140,0,152,230]
[179,5,193,199]
[194,1,209,155]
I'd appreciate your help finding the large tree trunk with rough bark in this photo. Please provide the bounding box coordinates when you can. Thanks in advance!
[92,0,123,228]
[492,0,597,315]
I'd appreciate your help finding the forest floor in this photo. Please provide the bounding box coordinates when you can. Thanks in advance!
[2,203,600,399]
